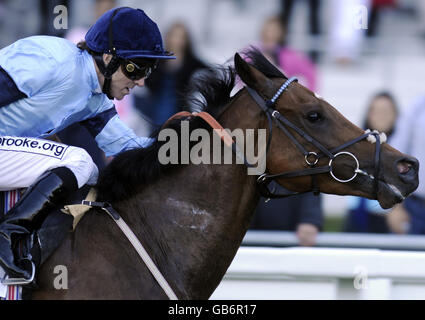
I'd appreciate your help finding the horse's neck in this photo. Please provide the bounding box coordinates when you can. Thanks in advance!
[114,161,259,299]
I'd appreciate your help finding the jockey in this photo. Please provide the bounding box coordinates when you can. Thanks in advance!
[0,7,174,280]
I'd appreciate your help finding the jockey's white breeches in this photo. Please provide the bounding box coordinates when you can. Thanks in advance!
[0,136,98,191]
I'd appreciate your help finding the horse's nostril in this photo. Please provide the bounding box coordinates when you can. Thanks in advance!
[397,162,412,174]
[396,157,419,177]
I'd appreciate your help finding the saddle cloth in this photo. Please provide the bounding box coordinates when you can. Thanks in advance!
[0,189,23,300]
[61,188,97,230]
[0,187,95,300]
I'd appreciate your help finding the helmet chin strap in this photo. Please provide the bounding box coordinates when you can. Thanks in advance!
[93,54,121,100]
[91,7,126,99]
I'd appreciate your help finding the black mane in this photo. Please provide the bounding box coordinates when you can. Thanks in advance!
[96,116,212,202]
[96,48,285,202]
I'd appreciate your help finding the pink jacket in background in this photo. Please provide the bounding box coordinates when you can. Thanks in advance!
[276,46,317,92]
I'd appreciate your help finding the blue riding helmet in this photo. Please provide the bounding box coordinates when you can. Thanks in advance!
[85,7,174,99]
[85,7,174,60]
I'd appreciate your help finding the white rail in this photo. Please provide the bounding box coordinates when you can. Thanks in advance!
[211,247,425,300]
[243,231,425,251]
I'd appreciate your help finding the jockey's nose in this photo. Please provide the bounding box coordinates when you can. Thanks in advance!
[134,78,145,87]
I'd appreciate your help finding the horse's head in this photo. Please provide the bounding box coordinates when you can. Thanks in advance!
[234,52,418,209]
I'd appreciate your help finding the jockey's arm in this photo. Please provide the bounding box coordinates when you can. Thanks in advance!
[0,61,153,156]
[81,107,154,157]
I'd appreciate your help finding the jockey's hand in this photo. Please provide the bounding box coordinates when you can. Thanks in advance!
[296,223,319,247]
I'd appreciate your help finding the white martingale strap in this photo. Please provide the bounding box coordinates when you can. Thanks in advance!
[0,190,23,300]
[113,216,178,300]
[81,200,178,300]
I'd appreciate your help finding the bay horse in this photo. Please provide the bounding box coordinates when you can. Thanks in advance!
[27,49,418,299]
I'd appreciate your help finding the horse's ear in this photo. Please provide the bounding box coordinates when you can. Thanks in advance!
[234,53,273,95]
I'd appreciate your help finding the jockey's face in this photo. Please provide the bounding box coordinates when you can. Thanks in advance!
[110,66,145,100]
[101,54,146,100]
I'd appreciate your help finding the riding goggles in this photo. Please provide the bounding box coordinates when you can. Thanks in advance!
[121,59,158,80]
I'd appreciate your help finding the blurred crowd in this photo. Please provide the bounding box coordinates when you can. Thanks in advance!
[1,0,425,246]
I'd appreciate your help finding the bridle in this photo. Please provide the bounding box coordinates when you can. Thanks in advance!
[245,77,384,199]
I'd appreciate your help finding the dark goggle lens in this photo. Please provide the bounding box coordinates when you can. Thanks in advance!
[122,61,155,80]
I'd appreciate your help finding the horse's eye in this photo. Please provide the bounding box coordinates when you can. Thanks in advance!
[307,112,322,123]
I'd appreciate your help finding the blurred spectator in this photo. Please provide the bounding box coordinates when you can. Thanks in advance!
[388,95,425,235]
[133,21,210,135]
[280,0,322,62]
[0,0,41,48]
[366,0,396,37]
[418,1,425,39]
[343,92,398,233]
[259,16,317,92]
[250,190,323,247]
